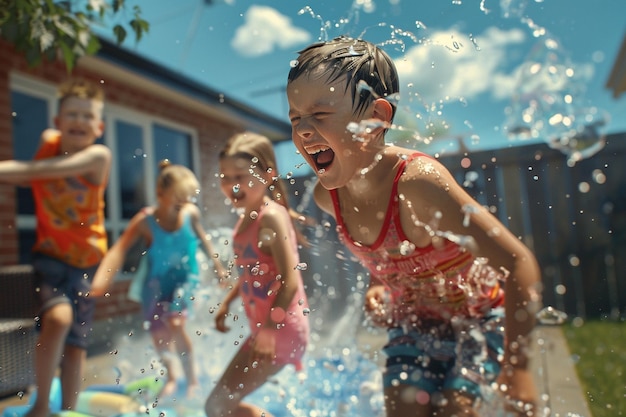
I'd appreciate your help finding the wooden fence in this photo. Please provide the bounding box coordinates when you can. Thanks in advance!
[437,132,626,319]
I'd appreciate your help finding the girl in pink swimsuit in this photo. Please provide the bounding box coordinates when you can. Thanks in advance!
[205,132,310,417]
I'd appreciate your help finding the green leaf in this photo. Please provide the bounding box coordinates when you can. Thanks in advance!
[112,24,127,44]
[129,19,149,42]
[59,40,75,72]
[85,35,101,55]
[24,45,42,67]
[0,0,148,69]
[112,0,124,13]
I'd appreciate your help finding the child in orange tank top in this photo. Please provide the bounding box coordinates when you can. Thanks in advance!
[0,79,111,417]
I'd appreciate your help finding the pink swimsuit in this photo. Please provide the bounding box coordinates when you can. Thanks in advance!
[330,153,504,327]
[232,201,310,369]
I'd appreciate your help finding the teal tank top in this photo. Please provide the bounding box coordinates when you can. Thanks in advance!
[145,211,200,299]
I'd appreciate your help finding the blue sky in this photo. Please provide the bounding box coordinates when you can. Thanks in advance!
[101,0,626,160]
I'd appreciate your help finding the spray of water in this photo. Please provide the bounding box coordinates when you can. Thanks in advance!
[500,0,608,164]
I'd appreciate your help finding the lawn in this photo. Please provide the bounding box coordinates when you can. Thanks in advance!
[563,319,626,417]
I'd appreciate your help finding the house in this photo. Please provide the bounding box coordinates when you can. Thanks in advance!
[0,37,292,322]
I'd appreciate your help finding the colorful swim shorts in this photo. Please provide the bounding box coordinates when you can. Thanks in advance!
[382,308,504,398]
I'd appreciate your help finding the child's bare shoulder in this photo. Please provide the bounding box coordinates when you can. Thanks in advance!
[139,206,155,217]
[129,207,153,230]
[397,154,460,206]
[398,152,452,181]
[41,128,60,142]
[184,202,202,219]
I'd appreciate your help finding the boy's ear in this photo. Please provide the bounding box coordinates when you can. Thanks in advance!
[372,98,393,123]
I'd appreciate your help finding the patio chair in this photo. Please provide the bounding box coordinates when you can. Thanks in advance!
[0,264,38,398]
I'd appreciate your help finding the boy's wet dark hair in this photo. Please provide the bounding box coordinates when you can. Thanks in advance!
[287,36,399,120]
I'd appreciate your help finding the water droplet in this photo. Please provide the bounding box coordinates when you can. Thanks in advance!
[536,306,567,325]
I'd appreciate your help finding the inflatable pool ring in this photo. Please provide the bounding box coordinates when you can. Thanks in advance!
[1,376,164,417]
[2,377,62,417]
[84,375,165,400]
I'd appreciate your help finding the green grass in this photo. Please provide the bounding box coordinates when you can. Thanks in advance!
[563,319,626,417]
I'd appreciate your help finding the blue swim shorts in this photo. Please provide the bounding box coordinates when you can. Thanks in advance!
[33,254,98,350]
[382,308,504,398]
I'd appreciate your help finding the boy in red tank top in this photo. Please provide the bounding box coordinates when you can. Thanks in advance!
[287,37,541,417]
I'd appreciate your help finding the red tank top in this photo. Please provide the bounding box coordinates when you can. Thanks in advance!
[330,153,504,325]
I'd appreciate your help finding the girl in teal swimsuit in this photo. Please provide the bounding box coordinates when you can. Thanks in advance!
[93,160,227,398]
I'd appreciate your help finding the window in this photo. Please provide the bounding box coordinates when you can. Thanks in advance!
[9,74,199,264]
[115,120,147,219]
[11,90,49,216]
[153,123,193,170]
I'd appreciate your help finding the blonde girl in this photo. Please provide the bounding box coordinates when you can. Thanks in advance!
[93,160,227,398]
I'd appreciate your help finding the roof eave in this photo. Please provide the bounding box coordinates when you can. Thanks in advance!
[86,37,291,140]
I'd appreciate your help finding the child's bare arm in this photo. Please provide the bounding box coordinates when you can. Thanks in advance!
[215,281,240,332]
[0,142,111,185]
[259,206,303,329]
[91,212,149,296]
[400,157,541,406]
[188,204,228,281]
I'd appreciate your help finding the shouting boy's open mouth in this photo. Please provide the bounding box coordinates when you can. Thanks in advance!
[310,147,335,172]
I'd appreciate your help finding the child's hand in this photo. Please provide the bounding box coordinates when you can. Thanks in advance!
[251,328,276,365]
[214,304,230,332]
[364,285,392,327]
[88,286,107,297]
[215,266,230,288]
[496,367,538,416]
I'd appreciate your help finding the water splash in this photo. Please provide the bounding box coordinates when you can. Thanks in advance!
[297,6,331,41]
[536,306,568,326]
[501,1,608,164]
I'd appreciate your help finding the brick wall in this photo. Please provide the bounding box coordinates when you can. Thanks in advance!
[0,41,20,264]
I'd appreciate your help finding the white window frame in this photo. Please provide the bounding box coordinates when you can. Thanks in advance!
[105,104,201,240]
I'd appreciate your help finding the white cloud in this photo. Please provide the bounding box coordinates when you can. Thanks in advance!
[394,27,526,104]
[231,5,311,57]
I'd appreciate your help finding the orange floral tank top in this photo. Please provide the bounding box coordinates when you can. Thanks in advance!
[31,133,108,268]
